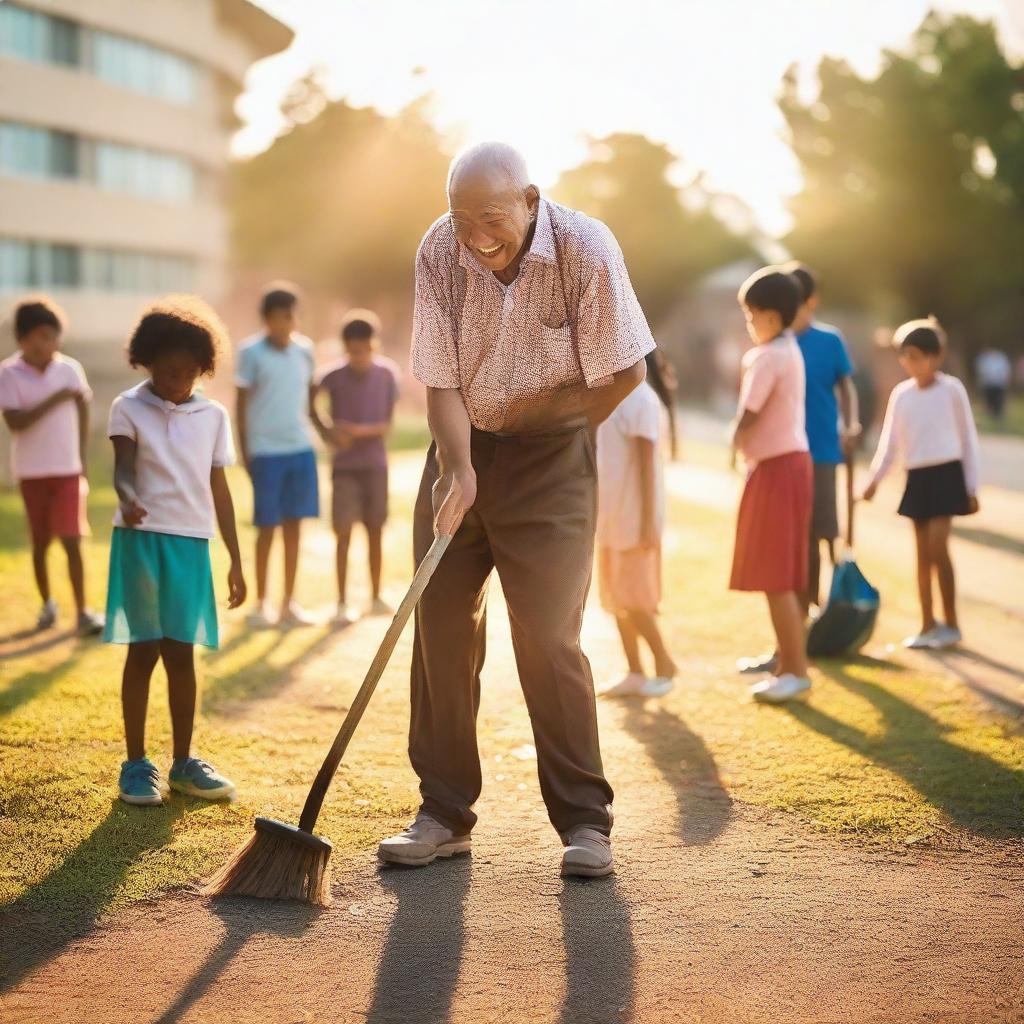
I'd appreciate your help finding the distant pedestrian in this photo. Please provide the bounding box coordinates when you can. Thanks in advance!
[863,317,980,650]
[975,346,1011,421]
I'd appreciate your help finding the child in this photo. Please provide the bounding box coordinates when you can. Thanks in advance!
[862,317,979,649]
[786,263,861,620]
[106,297,246,806]
[730,267,813,704]
[597,350,676,697]
[313,309,399,625]
[0,296,104,635]
[236,282,318,627]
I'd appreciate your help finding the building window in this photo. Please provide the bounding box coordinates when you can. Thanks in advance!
[0,4,80,67]
[0,4,197,106]
[0,122,196,201]
[0,239,195,293]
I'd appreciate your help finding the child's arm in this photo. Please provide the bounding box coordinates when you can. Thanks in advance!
[211,467,247,608]
[951,377,981,511]
[111,435,147,526]
[76,393,89,477]
[837,376,862,456]
[636,435,658,548]
[862,391,899,500]
[235,387,251,472]
[2,387,80,432]
[308,382,336,444]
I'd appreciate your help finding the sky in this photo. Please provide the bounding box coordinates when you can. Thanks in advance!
[238,0,1024,237]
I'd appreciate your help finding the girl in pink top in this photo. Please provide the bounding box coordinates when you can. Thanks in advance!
[730,267,813,704]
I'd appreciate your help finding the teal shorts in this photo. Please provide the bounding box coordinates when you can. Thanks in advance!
[104,528,219,648]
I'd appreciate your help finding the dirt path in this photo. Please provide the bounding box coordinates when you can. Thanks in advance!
[3,445,1023,1023]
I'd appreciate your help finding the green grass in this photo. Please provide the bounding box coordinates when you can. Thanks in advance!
[974,394,1024,437]
[1,425,1022,931]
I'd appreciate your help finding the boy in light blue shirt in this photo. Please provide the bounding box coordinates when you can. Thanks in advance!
[236,282,323,627]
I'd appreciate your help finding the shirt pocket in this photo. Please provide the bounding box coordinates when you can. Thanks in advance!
[538,320,577,389]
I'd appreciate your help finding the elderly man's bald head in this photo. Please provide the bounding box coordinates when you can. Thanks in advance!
[447,142,531,201]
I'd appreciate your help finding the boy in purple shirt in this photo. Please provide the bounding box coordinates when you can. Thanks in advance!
[313,310,399,625]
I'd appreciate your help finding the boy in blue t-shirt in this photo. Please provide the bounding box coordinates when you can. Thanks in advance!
[236,282,320,627]
[787,263,861,617]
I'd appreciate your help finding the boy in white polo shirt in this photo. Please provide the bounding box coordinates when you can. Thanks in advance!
[0,296,103,635]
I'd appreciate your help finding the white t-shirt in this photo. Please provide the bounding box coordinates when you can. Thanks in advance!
[975,349,1011,389]
[596,381,667,549]
[0,352,91,480]
[868,373,980,495]
[108,381,235,539]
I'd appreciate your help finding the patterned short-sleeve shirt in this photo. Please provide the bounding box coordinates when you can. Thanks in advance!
[411,197,655,432]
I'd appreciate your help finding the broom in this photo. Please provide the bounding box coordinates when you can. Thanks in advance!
[203,522,453,905]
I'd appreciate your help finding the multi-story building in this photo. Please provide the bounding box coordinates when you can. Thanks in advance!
[0,0,291,362]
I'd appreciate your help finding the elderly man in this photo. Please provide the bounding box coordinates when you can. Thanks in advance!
[378,142,654,877]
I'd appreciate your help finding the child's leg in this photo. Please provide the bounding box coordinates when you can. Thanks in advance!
[31,538,51,606]
[123,640,161,760]
[60,537,86,617]
[334,523,352,604]
[614,613,643,674]
[913,519,936,632]
[629,611,676,678]
[281,518,301,603]
[927,516,957,629]
[367,524,383,600]
[765,592,808,677]
[161,638,196,761]
[254,526,275,603]
[803,536,821,617]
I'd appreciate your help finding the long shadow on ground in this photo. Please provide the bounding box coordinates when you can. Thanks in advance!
[366,857,471,1024]
[0,799,189,992]
[787,663,1024,837]
[618,702,732,845]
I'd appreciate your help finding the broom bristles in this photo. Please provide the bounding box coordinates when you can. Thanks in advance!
[203,828,333,906]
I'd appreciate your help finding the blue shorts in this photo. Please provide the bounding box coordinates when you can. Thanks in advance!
[250,449,319,527]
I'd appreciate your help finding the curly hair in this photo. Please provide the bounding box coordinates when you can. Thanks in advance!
[127,295,225,375]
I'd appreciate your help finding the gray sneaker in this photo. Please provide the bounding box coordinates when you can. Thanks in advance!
[77,609,105,637]
[737,652,779,675]
[378,812,471,867]
[561,826,614,878]
[36,599,57,631]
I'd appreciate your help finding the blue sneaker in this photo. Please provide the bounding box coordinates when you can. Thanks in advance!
[119,757,164,806]
[168,757,235,800]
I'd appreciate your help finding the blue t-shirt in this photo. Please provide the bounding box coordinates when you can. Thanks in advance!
[795,322,853,464]
[235,333,316,456]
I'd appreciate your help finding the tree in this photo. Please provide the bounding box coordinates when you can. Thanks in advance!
[551,134,752,326]
[781,13,1024,357]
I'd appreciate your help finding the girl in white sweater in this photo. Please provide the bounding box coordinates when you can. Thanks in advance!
[863,318,980,649]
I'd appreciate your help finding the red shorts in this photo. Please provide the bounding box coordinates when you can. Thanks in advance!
[730,451,812,593]
[19,474,89,545]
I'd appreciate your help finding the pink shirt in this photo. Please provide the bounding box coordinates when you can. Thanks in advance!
[411,198,655,432]
[736,333,808,470]
[0,352,91,480]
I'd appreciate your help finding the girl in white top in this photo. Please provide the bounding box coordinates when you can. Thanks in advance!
[863,317,980,650]
[105,297,247,808]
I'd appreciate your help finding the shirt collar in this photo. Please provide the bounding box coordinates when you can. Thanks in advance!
[128,380,211,414]
[10,352,61,375]
[456,197,557,276]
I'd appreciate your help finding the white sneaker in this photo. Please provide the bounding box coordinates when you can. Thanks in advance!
[36,599,58,631]
[599,673,647,697]
[750,674,811,704]
[246,601,277,628]
[645,676,675,697]
[369,597,393,616]
[928,624,962,649]
[378,812,471,867]
[334,603,361,627]
[903,627,942,649]
[281,600,317,627]
[737,652,780,675]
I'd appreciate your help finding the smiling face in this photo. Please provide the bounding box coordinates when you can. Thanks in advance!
[448,167,540,277]
[742,304,784,345]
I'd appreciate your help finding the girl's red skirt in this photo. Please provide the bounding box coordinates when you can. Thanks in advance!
[730,450,813,593]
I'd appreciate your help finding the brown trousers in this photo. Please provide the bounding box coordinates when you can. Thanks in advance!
[410,427,614,839]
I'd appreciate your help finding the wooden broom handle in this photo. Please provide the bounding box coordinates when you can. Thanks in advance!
[845,455,855,550]
[298,533,451,834]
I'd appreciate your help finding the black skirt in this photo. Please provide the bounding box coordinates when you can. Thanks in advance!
[898,460,971,520]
